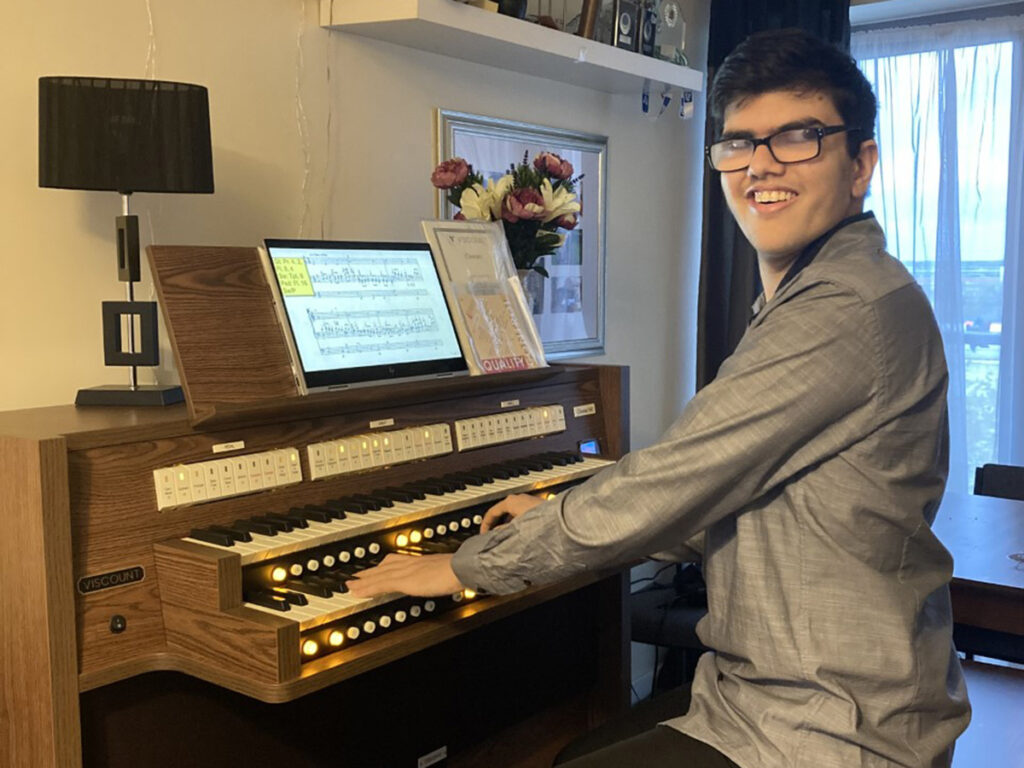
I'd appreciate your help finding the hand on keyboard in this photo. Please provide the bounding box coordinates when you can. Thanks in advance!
[347,553,463,598]
[480,493,546,533]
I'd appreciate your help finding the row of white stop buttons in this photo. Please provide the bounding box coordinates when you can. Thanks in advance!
[276,513,483,578]
[154,448,302,510]
[302,591,479,658]
[307,423,453,481]
[454,406,566,451]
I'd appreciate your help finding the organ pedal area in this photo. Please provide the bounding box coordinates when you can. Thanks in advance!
[0,244,631,768]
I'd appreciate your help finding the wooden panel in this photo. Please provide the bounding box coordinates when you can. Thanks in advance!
[147,245,298,419]
[153,540,242,612]
[67,367,626,685]
[0,436,81,768]
[595,363,630,456]
[950,584,1024,636]
[161,603,299,685]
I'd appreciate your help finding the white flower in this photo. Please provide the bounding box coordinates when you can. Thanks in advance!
[539,179,581,223]
[485,174,514,220]
[459,183,493,221]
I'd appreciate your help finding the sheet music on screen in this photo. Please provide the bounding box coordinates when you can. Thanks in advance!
[264,240,466,390]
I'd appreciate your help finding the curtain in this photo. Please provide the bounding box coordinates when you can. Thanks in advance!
[696,0,851,388]
[852,13,1024,491]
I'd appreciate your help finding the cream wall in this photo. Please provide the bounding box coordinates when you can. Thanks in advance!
[1,0,708,451]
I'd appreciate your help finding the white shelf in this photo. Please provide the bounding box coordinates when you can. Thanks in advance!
[319,0,704,95]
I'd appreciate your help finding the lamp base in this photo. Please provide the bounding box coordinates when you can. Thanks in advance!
[75,384,185,407]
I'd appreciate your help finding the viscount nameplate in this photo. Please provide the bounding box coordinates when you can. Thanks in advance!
[78,566,146,595]
[574,403,597,417]
[369,418,395,429]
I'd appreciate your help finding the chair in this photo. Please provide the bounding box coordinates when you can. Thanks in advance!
[630,563,709,694]
[973,463,1024,501]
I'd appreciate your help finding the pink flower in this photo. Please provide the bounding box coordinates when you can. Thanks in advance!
[556,214,578,230]
[502,187,545,222]
[454,211,466,220]
[431,158,470,189]
[533,152,573,180]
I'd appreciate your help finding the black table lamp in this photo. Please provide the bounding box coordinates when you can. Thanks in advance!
[39,76,214,406]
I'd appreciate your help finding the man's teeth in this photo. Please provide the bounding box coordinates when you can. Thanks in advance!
[753,190,796,203]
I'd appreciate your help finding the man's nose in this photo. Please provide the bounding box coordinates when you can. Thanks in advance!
[747,143,784,177]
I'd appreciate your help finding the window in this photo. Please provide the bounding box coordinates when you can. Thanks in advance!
[853,14,1024,491]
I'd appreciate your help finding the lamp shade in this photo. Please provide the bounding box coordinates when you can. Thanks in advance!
[39,77,214,195]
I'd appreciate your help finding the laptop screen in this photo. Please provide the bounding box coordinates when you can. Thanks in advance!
[262,239,467,392]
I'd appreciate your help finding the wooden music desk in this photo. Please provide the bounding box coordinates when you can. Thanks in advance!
[932,492,1024,637]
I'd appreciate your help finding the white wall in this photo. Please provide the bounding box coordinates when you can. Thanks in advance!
[1,0,708,452]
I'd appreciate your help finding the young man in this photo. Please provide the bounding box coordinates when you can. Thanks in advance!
[349,28,971,767]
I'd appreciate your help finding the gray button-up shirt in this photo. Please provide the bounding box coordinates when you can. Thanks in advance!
[451,216,971,767]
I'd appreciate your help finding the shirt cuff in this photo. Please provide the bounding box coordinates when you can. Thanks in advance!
[450,526,535,595]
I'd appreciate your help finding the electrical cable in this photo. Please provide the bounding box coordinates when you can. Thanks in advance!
[629,561,676,587]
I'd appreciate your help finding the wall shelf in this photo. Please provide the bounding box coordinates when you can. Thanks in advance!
[319,0,704,95]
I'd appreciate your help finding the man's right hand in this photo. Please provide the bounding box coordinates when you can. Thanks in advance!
[480,493,546,533]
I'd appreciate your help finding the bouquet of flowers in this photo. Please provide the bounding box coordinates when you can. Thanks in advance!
[431,151,581,277]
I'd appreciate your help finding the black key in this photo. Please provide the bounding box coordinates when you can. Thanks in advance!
[327,498,370,515]
[310,501,349,520]
[539,452,571,466]
[208,524,252,542]
[190,528,235,547]
[481,465,513,480]
[293,506,333,523]
[232,519,278,537]
[266,512,308,529]
[246,591,290,611]
[324,565,360,581]
[251,515,293,533]
[562,451,584,463]
[285,578,333,598]
[518,457,552,471]
[439,474,468,490]
[399,481,433,497]
[313,574,348,593]
[449,472,486,487]
[271,588,309,606]
[374,487,417,504]
[351,493,392,509]
[499,464,525,478]
[411,480,449,495]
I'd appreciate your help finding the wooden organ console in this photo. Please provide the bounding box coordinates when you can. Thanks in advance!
[0,245,631,768]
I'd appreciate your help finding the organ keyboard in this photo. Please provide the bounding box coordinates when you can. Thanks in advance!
[1,363,630,768]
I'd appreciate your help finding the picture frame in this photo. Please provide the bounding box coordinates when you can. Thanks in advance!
[435,109,607,359]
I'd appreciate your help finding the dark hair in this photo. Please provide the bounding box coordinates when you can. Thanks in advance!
[709,28,877,157]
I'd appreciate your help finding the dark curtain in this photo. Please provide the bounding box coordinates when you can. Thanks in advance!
[695,0,851,388]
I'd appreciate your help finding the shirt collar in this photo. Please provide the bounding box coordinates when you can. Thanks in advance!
[751,211,876,319]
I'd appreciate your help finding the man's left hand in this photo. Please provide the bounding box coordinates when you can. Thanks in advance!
[346,553,465,598]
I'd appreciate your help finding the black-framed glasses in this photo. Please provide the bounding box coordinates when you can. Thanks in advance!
[706,125,858,172]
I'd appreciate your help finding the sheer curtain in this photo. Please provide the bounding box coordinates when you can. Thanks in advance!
[853,13,1024,492]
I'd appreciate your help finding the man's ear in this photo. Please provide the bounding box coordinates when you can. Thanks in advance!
[851,139,879,200]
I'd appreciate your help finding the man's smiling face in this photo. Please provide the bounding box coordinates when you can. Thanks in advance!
[719,90,877,270]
